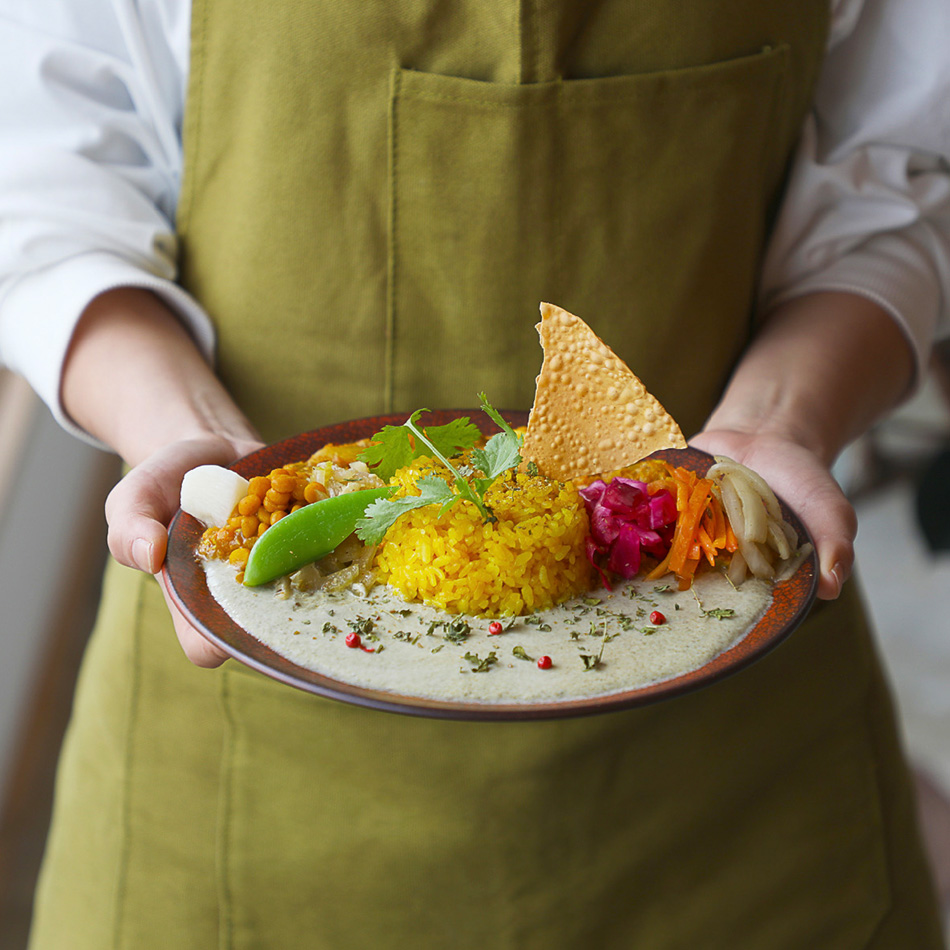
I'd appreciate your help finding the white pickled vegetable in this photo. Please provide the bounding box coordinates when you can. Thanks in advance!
[707,458,782,521]
[766,520,792,560]
[727,548,748,587]
[707,456,802,584]
[180,465,250,528]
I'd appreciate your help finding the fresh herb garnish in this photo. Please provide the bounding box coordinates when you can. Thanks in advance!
[355,399,523,544]
[358,414,481,481]
[512,645,532,661]
[470,393,523,490]
[357,475,458,545]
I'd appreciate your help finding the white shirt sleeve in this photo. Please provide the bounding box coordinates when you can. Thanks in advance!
[760,0,950,379]
[0,0,211,446]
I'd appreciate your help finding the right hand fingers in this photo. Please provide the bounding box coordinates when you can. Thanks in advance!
[104,435,262,668]
[105,435,260,572]
[158,572,230,668]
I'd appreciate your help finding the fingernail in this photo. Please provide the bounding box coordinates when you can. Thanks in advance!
[828,562,844,598]
[132,538,153,573]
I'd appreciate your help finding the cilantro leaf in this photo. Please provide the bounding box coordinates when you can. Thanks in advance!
[359,411,481,481]
[477,392,521,444]
[472,430,522,480]
[421,414,482,459]
[472,394,522,478]
[471,394,523,488]
[356,396,521,536]
[355,476,457,545]
[357,423,417,481]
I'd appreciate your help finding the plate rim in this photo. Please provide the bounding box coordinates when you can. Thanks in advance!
[162,410,819,721]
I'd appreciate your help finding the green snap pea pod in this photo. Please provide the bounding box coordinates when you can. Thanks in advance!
[242,486,392,587]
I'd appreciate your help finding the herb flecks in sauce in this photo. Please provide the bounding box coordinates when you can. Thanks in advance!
[463,651,498,673]
[204,562,771,703]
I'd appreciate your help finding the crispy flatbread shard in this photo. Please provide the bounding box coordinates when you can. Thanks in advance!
[522,303,687,480]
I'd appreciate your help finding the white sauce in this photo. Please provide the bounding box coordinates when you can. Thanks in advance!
[203,560,772,704]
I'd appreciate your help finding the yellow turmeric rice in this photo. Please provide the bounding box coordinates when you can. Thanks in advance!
[374,457,592,617]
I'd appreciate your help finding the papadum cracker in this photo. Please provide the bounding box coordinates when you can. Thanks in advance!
[521,303,687,480]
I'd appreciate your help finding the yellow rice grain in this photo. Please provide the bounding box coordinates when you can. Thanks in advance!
[374,460,592,617]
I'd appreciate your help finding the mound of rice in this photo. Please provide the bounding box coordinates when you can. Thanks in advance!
[374,458,592,616]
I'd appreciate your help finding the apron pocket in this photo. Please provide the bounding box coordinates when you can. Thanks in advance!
[389,45,792,433]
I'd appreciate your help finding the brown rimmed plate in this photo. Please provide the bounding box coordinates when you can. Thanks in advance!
[163,410,818,721]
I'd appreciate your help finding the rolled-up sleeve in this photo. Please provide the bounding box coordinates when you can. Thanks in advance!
[760,0,950,381]
[0,1,212,444]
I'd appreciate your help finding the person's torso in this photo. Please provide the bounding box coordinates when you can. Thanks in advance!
[176,0,828,442]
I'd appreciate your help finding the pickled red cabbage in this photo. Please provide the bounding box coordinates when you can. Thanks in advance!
[579,478,677,584]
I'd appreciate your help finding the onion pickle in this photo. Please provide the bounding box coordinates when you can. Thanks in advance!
[242,486,392,587]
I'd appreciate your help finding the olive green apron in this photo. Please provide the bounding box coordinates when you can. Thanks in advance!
[31,2,943,947]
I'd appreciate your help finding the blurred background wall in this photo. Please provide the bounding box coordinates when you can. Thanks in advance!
[0,370,118,948]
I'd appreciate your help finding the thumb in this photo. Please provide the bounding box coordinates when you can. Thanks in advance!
[104,435,263,575]
[105,466,173,573]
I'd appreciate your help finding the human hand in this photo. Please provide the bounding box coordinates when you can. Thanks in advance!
[105,433,264,666]
[689,428,856,600]
[687,293,916,602]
